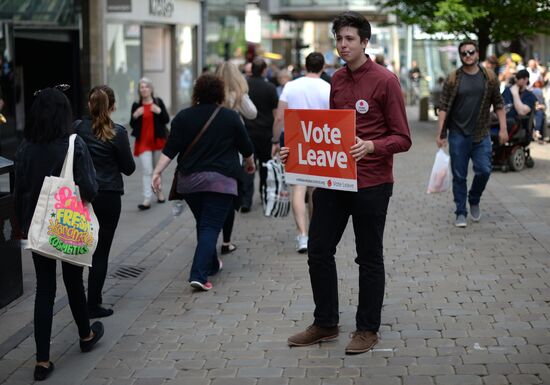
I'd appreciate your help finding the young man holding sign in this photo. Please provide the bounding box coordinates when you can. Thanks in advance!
[281,11,411,354]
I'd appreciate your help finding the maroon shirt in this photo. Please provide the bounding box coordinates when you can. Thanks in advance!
[330,56,412,188]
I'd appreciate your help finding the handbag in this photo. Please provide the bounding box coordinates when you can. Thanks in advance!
[26,134,99,267]
[168,105,222,200]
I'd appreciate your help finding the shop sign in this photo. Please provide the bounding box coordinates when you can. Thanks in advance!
[150,0,174,17]
[107,0,131,12]
[284,109,357,192]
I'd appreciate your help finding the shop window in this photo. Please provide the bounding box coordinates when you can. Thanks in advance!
[107,23,141,125]
[175,25,196,109]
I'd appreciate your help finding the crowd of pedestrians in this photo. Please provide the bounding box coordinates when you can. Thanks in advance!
[12,8,550,382]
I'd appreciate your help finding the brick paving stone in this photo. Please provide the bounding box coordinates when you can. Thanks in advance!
[409,365,454,376]
[434,375,483,385]
[482,375,510,385]
[211,379,256,385]
[164,380,209,385]
[506,374,543,384]
[354,377,402,385]
[454,365,488,375]
[133,368,177,379]
[403,376,435,385]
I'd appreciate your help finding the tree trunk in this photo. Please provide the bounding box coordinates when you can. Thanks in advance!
[477,33,490,61]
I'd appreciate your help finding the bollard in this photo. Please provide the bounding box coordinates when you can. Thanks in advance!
[419,96,429,121]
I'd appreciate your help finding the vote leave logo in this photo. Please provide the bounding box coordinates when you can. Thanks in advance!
[284,109,357,192]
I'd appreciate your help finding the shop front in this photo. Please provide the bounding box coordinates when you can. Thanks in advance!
[105,0,200,125]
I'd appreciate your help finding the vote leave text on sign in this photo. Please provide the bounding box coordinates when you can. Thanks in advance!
[284,109,357,192]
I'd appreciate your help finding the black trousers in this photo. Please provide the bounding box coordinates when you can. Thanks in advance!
[33,254,90,362]
[241,138,271,209]
[88,191,121,308]
[308,184,392,332]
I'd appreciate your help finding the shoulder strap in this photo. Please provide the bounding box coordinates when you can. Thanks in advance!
[180,105,222,161]
[60,134,77,180]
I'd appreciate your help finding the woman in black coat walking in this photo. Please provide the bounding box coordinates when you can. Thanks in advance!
[76,85,135,318]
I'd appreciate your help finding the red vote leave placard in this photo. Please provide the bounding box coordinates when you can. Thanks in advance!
[284,109,357,192]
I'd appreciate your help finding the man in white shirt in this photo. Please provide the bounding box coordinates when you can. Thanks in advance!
[272,52,331,253]
[526,59,543,91]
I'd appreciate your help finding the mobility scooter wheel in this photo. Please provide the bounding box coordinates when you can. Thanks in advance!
[508,147,525,171]
[525,157,535,168]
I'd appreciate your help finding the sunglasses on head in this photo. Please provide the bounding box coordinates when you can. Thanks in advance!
[460,49,476,58]
[33,84,71,97]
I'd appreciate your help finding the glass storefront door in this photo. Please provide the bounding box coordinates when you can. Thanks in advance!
[107,23,141,125]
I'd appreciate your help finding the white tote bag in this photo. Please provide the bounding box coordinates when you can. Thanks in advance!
[26,134,98,267]
[427,148,451,194]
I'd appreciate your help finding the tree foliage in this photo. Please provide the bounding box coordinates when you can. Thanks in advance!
[378,0,550,58]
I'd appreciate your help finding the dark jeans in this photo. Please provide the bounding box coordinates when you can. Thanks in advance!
[185,192,233,283]
[241,138,271,209]
[308,185,392,332]
[448,131,492,217]
[223,208,234,243]
[88,191,121,308]
[33,253,90,362]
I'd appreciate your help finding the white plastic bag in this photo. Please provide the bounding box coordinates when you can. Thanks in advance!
[427,148,451,194]
[262,158,290,218]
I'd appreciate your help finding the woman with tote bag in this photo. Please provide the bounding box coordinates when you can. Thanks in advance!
[14,87,105,381]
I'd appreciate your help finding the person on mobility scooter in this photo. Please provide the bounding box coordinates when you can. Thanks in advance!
[491,70,537,172]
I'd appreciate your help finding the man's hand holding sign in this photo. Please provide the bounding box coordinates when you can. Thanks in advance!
[279,109,358,192]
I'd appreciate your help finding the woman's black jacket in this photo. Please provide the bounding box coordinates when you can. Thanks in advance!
[75,118,136,193]
[129,97,170,140]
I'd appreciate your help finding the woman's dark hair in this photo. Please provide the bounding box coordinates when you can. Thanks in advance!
[332,11,371,41]
[89,85,115,141]
[24,88,72,143]
[192,73,225,106]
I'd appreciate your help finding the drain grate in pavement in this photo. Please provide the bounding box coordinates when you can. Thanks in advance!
[111,265,145,279]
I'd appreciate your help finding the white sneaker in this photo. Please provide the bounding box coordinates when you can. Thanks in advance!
[296,235,308,253]
[172,201,184,216]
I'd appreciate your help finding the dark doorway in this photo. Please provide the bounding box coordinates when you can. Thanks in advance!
[14,30,82,123]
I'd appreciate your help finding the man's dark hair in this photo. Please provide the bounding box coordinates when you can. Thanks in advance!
[305,52,325,73]
[458,40,479,53]
[332,11,371,41]
[515,69,529,80]
[25,88,73,143]
[251,57,267,77]
[192,73,225,106]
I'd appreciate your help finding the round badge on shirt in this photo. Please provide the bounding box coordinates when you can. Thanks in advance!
[355,99,369,114]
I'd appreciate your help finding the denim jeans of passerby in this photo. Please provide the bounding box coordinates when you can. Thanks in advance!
[448,131,492,217]
[308,184,392,332]
[185,192,233,284]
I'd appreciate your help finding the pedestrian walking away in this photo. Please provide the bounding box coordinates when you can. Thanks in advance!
[242,57,279,212]
[130,77,170,210]
[215,61,258,255]
[151,74,255,291]
[271,52,330,254]
[75,85,135,318]
[436,40,508,228]
[281,11,411,355]
[14,87,104,381]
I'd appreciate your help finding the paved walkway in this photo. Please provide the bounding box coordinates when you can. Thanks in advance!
[1,107,550,385]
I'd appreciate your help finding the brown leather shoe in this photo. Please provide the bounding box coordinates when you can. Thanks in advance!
[287,324,339,346]
[345,330,378,354]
